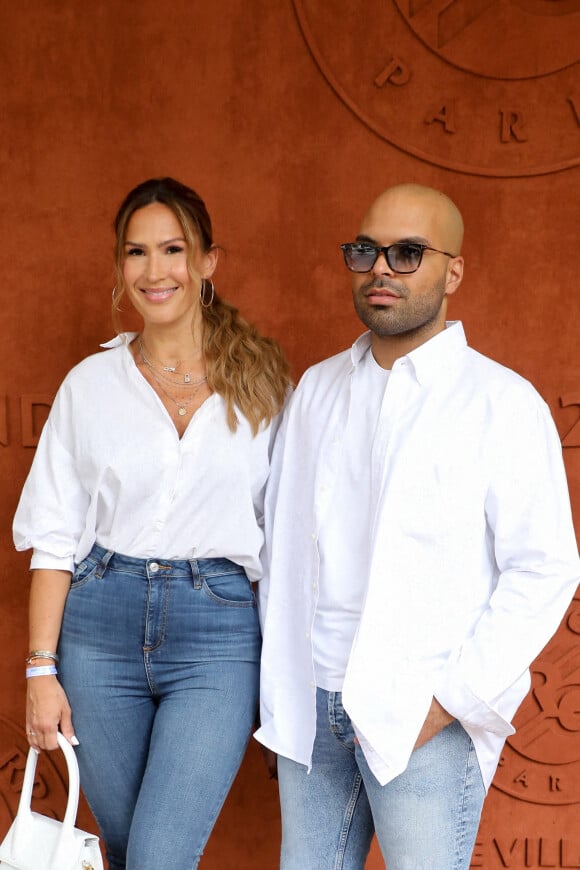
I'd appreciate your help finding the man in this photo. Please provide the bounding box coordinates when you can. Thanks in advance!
[255,184,580,870]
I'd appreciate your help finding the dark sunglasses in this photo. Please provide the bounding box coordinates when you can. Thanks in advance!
[340,242,456,274]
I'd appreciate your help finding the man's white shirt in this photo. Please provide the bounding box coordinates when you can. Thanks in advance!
[255,322,580,789]
[314,348,390,690]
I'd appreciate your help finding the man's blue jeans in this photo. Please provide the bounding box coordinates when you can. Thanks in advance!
[278,688,485,870]
[58,545,261,870]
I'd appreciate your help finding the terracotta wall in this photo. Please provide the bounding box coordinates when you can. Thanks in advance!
[0,1,579,867]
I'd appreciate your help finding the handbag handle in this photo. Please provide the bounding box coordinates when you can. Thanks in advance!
[13,732,81,850]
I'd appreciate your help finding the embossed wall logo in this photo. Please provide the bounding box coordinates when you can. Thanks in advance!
[292,0,580,176]
[492,593,580,805]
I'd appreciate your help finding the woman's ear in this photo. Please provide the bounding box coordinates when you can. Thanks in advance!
[203,245,219,279]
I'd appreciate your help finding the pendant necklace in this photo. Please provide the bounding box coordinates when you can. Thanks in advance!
[145,365,206,417]
[138,340,207,417]
[139,337,204,386]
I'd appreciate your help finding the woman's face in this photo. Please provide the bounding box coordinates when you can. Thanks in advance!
[122,202,216,330]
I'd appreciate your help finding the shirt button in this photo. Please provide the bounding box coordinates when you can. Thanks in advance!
[149,562,160,573]
[310,533,316,540]
[309,681,315,688]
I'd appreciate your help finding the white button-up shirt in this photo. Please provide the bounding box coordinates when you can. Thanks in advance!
[255,322,580,789]
[314,349,390,689]
[13,335,278,580]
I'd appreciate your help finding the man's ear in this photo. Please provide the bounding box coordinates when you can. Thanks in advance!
[444,256,463,298]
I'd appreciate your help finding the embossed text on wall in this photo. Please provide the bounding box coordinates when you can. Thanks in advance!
[293,0,580,176]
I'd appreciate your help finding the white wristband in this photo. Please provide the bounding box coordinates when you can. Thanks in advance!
[26,665,58,678]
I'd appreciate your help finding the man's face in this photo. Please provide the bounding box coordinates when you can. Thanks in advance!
[350,190,460,340]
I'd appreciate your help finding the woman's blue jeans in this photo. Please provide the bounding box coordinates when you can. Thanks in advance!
[58,544,261,870]
[278,688,485,870]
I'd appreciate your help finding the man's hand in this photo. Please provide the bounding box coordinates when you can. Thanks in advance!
[259,745,278,780]
[414,697,454,750]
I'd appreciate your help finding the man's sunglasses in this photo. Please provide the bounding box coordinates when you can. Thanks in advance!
[340,242,456,274]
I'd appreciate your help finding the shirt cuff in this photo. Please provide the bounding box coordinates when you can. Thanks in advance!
[435,673,515,737]
[30,550,75,573]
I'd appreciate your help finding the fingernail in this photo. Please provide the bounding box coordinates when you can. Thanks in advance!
[71,736,80,746]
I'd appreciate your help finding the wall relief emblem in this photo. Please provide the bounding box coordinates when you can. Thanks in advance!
[492,592,580,805]
[292,0,580,176]
[0,716,68,828]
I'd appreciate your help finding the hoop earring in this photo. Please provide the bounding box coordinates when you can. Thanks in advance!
[200,278,215,308]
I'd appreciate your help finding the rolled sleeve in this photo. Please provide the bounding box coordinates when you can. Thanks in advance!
[13,403,89,570]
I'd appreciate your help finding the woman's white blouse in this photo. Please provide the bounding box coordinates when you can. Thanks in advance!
[13,334,279,581]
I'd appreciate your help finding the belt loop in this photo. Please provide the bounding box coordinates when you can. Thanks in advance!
[189,559,202,589]
[95,549,114,580]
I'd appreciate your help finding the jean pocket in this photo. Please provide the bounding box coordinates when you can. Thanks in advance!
[70,558,100,589]
[201,570,256,607]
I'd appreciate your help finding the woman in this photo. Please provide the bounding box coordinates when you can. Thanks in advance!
[13,177,290,869]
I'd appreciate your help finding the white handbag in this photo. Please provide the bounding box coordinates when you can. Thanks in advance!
[0,732,103,870]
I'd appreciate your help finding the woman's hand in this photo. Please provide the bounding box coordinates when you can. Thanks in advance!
[26,675,76,751]
[26,568,75,750]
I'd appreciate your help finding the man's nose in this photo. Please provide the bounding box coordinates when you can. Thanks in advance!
[371,249,393,277]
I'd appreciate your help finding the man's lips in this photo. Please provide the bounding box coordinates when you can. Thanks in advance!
[362,279,404,304]
[364,288,402,304]
[365,288,399,298]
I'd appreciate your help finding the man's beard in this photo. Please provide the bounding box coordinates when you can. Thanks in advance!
[352,276,447,338]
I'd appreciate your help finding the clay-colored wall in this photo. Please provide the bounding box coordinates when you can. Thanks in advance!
[0,1,579,868]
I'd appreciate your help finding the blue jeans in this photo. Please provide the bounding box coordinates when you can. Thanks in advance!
[58,545,261,870]
[278,688,485,870]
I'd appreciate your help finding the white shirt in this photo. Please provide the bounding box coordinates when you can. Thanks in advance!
[255,322,580,789]
[13,334,279,581]
[314,349,390,690]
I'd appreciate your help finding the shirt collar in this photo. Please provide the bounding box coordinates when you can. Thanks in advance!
[100,332,138,349]
[351,331,373,365]
[350,321,467,385]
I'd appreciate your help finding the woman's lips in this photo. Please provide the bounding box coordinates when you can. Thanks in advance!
[140,287,178,302]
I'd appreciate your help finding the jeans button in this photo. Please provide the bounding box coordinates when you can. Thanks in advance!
[149,562,160,573]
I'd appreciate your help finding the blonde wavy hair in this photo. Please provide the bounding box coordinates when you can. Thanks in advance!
[112,177,290,434]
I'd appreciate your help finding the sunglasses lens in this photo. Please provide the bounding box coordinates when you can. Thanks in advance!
[342,244,378,272]
[342,243,424,273]
[389,244,422,273]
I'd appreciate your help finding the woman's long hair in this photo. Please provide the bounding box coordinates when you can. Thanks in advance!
[113,177,290,434]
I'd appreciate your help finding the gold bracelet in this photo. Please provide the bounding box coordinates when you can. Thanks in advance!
[26,650,59,664]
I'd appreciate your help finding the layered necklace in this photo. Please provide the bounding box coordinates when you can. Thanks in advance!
[138,337,208,417]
